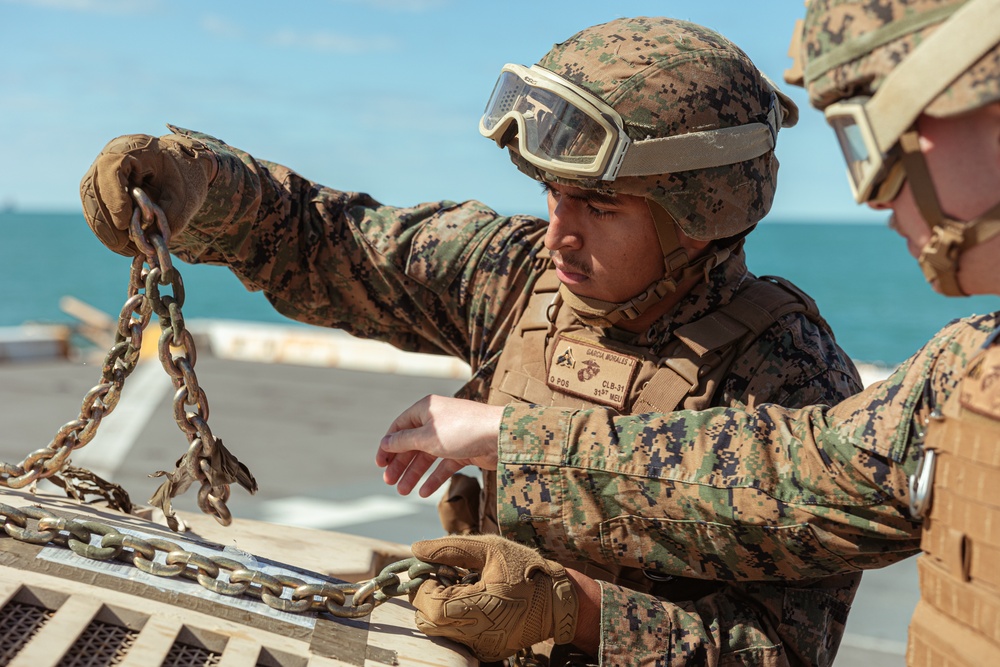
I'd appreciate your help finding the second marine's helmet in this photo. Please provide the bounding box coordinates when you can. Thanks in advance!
[786,0,1000,295]
[480,16,798,325]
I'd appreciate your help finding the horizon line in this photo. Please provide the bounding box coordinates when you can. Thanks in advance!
[0,208,885,227]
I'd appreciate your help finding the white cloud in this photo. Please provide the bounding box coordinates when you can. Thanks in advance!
[267,28,398,54]
[1,0,156,13]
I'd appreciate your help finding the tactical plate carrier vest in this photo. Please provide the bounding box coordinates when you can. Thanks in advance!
[909,327,1000,666]
[477,255,832,544]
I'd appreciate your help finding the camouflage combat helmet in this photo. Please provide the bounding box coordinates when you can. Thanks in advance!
[786,0,1000,296]
[480,16,798,326]
[791,0,1000,117]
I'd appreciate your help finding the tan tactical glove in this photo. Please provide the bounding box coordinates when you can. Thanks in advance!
[80,130,218,256]
[409,535,578,662]
[437,472,481,535]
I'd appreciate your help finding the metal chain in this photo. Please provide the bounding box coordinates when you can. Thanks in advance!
[0,188,254,528]
[0,502,468,618]
[0,232,150,495]
[125,188,255,526]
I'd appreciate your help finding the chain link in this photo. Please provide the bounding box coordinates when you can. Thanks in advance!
[127,189,256,526]
[0,502,465,618]
[0,188,256,528]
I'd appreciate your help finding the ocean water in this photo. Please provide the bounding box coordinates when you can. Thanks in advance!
[2,211,997,367]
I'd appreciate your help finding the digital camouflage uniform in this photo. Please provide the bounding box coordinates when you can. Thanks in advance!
[152,113,863,666]
[792,1,1000,665]
[78,14,871,664]
[497,312,1000,664]
[488,1,1000,664]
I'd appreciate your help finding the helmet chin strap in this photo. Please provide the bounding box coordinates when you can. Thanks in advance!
[898,131,1000,296]
[560,202,732,328]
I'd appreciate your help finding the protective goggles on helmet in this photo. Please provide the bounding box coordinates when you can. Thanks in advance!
[820,0,1000,204]
[480,63,786,182]
[480,63,629,180]
[823,100,907,204]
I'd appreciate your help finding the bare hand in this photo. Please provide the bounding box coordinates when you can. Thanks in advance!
[376,395,503,497]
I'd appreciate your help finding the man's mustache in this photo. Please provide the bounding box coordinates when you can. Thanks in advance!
[551,251,592,277]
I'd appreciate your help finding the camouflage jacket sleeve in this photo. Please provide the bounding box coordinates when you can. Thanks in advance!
[162,126,546,367]
[497,314,1000,581]
[592,574,856,667]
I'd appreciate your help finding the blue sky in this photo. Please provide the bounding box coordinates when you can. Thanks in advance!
[0,0,884,224]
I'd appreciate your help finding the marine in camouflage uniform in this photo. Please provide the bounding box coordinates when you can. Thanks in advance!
[449,1,999,665]
[80,17,865,667]
[496,312,998,576]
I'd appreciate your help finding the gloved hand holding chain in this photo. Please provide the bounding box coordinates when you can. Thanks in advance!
[408,535,579,662]
[80,131,217,256]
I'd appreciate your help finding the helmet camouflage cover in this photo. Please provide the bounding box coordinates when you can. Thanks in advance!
[794,0,1000,115]
[509,16,797,241]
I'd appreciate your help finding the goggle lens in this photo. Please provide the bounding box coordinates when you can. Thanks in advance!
[482,71,527,131]
[829,114,875,197]
[825,100,907,204]
[481,66,617,176]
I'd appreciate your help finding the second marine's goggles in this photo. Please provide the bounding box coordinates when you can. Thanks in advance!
[818,0,1000,204]
[480,63,784,181]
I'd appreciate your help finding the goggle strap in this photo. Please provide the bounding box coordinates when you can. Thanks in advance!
[867,0,1000,152]
[617,120,776,177]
